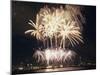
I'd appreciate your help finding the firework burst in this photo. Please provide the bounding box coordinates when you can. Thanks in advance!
[25,5,85,66]
[33,48,77,65]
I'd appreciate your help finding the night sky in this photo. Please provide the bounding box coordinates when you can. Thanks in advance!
[12,1,96,65]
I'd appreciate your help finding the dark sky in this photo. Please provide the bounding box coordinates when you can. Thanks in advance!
[12,1,96,65]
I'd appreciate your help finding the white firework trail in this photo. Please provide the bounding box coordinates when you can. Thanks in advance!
[33,48,77,65]
[33,50,45,63]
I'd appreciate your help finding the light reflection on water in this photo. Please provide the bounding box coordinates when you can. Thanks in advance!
[36,67,84,72]
[44,68,60,72]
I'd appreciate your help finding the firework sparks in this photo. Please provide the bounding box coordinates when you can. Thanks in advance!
[25,5,85,48]
[33,48,77,65]
[25,5,85,66]
[33,50,45,63]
